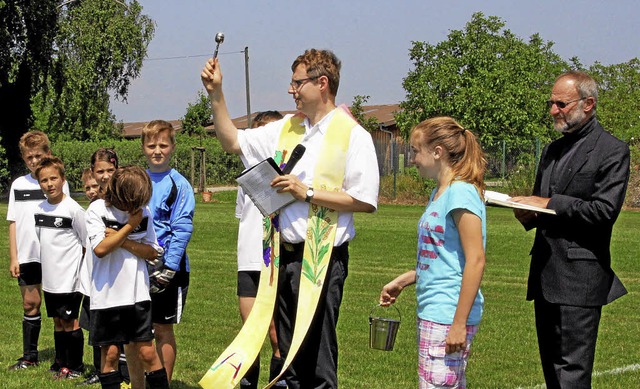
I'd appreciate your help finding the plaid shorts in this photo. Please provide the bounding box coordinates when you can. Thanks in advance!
[417,319,479,388]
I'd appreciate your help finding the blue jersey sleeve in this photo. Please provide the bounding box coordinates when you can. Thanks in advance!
[150,170,195,272]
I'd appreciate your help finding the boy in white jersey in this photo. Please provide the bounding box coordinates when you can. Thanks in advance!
[6,131,69,370]
[85,166,169,389]
[235,111,286,389]
[34,157,87,379]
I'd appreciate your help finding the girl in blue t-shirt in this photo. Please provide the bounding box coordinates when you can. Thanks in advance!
[380,117,487,389]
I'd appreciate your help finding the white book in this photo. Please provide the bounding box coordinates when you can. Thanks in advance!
[236,158,296,217]
[484,190,556,215]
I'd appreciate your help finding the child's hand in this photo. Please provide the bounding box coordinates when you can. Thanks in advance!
[379,281,403,306]
[445,323,467,354]
[9,258,20,278]
[104,228,117,238]
[149,264,176,294]
[127,209,143,229]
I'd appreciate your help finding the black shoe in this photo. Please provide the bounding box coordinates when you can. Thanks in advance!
[273,379,288,388]
[49,361,61,373]
[240,378,256,389]
[77,373,101,385]
[54,367,83,380]
[8,357,38,371]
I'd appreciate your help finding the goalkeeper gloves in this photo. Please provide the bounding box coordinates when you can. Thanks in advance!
[146,246,176,293]
[149,265,176,294]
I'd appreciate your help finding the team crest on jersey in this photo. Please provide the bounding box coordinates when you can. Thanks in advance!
[34,214,73,229]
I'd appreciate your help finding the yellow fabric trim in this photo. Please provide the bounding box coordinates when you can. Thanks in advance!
[199,115,305,388]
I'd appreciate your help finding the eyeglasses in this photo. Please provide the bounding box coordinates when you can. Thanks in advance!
[290,77,318,90]
[546,97,586,109]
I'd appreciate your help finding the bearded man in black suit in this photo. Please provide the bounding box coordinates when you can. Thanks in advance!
[511,70,629,389]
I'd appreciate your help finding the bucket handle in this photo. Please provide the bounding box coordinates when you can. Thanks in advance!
[369,303,401,323]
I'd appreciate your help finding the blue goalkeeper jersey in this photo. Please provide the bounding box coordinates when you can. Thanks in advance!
[147,168,195,272]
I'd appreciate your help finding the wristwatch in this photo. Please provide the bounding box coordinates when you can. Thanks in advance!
[305,187,314,203]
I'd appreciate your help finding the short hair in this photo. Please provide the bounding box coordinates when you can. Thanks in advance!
[104,165,152,213]
[35,156,65,180]
[141,120,176,145]
[556,71,598,110]
[81,168,95,184]
[91,148,119,170]
[291,49,341,96]
[19,131,50,156]
[410,117,486,195]
[252,111,283,128]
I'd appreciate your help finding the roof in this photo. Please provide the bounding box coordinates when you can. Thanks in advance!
[121,119,183,139]
[120,103,400,138]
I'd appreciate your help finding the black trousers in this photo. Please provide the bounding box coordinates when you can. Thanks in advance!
[276,242,349,389]
[534,298,602,389]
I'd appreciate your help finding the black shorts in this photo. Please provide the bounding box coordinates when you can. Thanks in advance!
[151,270,189,324]
[79,294,91,331]
[237,271,260,297]
[90,301,154,347]
[17,262,42,286]
[43,291,83,320]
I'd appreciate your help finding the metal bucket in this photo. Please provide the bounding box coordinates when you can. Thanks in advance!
[369,304,401,351]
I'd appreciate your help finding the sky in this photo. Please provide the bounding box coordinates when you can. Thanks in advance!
[110,0,640,123]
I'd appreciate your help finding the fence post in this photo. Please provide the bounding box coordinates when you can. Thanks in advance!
[190,149,195,190]
[501,140,506,179]
[392,138,397,198]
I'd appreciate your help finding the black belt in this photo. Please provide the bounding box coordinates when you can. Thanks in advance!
[281,242,305,253]
[280,241,349,257]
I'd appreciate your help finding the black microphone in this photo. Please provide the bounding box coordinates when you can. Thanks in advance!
[281,144,306,175]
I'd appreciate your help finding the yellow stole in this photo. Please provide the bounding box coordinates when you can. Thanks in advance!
[200,108,355,389]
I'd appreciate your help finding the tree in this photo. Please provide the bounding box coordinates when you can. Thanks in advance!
[0,0,59,177]
[350,95,380,133]
[588,58,640,143]
[181,90,214,193]
[396,12,568,152]
[31,0,154,142]
[181,90,212,140]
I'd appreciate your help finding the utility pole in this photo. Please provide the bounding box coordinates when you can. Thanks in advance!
[244,47,252,128]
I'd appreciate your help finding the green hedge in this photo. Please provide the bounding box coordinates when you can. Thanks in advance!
[50,134,243,191]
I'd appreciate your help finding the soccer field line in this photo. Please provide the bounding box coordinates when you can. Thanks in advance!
[516,363,640,389]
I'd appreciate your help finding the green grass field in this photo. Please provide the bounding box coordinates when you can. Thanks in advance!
[0,191,638,388]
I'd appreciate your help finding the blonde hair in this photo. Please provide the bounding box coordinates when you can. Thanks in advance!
[19,131,50,156]
[81,168,95,184]
[410,117,486,195]
[35,156,65,180]
[141,120,175,145]
[104,166,152,213]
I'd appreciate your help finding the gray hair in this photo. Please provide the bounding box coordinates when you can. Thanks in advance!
[556,71,598,111]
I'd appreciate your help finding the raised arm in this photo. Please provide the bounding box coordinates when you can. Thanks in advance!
[200,57,241,154]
